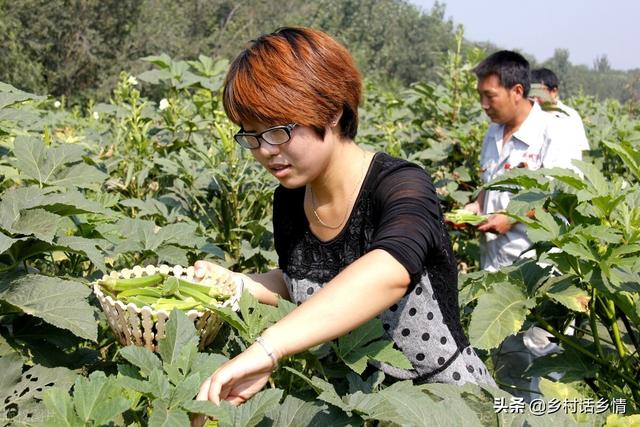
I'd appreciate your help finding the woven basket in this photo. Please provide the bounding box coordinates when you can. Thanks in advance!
[93,264,241,351]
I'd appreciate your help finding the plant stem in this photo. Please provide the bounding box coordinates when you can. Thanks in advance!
[590,288,604,359]
[619,312,640,356]
[606,299,626,358]
[535,315,604,364]
[534,314,640,389]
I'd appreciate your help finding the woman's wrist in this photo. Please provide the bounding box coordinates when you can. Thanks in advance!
[255,336,279,369]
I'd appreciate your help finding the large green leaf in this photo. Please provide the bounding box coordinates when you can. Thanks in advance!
[169,373,201,407]
[348,381,482,426]
[11,208,61,243]
[148,399,190,427]
[0,274,97,341]
[181,400,231,424]
[224,388,283,427]
[13,136,83,183]
[603,140,640,180]
[266,395,353,427]
[0,85,45,109]
[573,160,610,197]
[37,190,113,216]
[72,371,130,425]
[56,236,109,273]
[158,309,200,367]
[119,345,162,377]
[0,231,17,253]
[1,353,76,425]
[469,282,535,350]
[337,318,383,356]
[12,137,107,189]
[156,244,189,266]
[0,186,53,230]
[546,279,590,313]
[43,390,80,427]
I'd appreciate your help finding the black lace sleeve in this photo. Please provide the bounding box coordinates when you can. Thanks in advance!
[368,163,444,285]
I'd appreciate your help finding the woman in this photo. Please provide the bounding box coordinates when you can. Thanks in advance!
[194,27,495,409]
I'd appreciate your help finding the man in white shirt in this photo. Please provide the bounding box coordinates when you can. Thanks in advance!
[464,51,582,271]
[530,68,589,152]
[464,51,582,401]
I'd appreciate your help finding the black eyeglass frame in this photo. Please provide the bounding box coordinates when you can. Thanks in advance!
[234,123,297,149]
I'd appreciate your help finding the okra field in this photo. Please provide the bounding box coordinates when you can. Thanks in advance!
[1,40,639,426]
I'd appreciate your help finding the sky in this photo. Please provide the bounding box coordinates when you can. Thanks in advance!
[410,0,640,71]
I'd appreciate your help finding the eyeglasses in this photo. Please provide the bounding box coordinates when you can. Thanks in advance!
[234,123,297,149]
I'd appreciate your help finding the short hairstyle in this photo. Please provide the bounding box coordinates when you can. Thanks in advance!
[223,27,362,139]
[531,68,559,90]
[473,50,530,96]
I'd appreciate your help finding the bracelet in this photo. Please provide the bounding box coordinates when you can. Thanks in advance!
[255,336,279,369]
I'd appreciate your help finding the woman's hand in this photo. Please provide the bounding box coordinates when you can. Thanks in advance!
[191,343,277,427]
[194,260,235,281]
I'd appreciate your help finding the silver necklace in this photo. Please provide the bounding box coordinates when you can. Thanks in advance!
[309,151,368,229]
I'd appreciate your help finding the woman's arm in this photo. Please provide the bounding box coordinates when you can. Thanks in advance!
[195,249,410,406]
[262,249,409,356]
[194,261,289,306]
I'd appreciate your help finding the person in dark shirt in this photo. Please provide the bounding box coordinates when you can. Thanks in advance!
[193,27,495,411]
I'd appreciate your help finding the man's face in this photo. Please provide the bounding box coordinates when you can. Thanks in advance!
[476,74,522,124]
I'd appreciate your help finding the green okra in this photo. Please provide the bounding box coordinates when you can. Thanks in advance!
[154,297,202,312]
[125,295,160,307]
[175,276,233,300]
[101,273,164,292]
[117,287,163,299]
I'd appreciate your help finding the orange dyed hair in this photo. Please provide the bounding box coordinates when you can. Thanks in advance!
[223,27,362,139]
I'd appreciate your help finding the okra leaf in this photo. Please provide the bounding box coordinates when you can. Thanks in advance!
[43,390,81,427]
[158,309,200,366]
[224,388,283,427]
[0,274,97,341]
[266,395,347,427]
[148,399,190,427]
[189,353,228,384]
[546,279,590,312]
[147,368,172,401]
[469,282,535,350]
[156,244,189,266]
[337,319,383,356]
[0,186,52,231]
[2,353,76,425]
[11,208,61,243]
[56,235,109,273]
[170,373,201,407]
[72,371,130,425]
[0,231,17,254]
[347,370,385,394]
[119,345,162,376]
[182,400,231,424]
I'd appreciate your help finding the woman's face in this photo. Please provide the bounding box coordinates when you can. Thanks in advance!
[240,120,334,189]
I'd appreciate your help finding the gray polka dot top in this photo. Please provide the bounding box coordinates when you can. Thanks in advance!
[273,153,495,387]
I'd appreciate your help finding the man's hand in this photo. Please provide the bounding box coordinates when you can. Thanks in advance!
[463,201,481,215]
[477,213,514,234]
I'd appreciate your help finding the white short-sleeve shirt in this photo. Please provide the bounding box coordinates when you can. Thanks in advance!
[550,100,590,152]
[479,102,582,271]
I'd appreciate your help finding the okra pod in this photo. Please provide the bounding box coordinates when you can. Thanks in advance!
[175,276,233,300]
[117,287,163,299]
[101,273,164,292]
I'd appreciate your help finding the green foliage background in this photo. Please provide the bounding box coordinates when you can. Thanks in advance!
[1,0,639,104]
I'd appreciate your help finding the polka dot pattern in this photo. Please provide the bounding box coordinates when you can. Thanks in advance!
[283,273,496,388]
